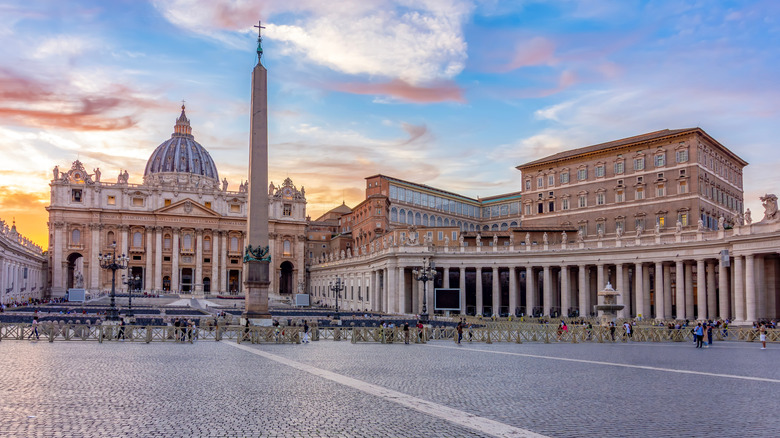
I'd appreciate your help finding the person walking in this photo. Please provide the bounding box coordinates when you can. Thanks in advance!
[706,322,713,347]
[403,321,410,344]
[623,321,632,340]
[694,323,704,348]
[456,322,463,344]
[759,323,767,349]
[118,318,126,341]
[29,315,40,340]
[302,320,310,343]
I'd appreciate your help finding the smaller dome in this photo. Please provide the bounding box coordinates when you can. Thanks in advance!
[144,106,219,181]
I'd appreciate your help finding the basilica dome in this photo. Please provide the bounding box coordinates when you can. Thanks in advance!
[144,106,219,181]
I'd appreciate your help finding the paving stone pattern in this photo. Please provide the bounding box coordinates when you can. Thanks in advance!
[0,339,777,437]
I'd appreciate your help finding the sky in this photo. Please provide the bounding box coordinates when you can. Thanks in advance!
[1,0,779,248]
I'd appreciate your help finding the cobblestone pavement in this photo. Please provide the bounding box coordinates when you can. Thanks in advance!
[0,339,777,437]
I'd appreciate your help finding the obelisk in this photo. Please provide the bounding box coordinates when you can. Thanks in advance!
[243,21,272,320]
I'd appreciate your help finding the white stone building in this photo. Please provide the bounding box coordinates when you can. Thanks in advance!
[0,219,47,304]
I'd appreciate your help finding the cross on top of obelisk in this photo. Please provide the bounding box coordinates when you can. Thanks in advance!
[254,20,265,60]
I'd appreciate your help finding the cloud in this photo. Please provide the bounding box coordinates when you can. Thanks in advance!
[330,79,465,103]
[496,36,558,72]
[153,0,472,84]
[33,35,97,60]
[0,187,49,247]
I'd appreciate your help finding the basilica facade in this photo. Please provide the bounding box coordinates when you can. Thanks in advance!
[46,107,307,300]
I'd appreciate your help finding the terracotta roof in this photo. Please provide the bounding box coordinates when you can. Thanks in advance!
[517,128,697,169]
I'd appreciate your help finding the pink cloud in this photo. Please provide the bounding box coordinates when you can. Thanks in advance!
[330,79,465,103]
[498,37,558,72]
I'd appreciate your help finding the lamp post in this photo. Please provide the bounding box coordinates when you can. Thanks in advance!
[329,278,344,320]
[122,274,140,317]
[412,258,436,324]
[98,241,128,321]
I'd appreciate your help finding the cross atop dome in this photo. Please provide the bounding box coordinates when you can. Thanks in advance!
[254,20,265,63]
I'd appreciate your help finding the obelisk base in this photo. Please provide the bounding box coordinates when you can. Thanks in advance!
[244,260,272,321]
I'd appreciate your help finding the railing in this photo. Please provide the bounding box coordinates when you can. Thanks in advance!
[1,323,775,344]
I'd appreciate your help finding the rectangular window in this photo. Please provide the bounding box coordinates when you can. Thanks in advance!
[164,199,172,206]
[577,169,587,180]
[655,154,666,167]
[596,223,604,234]
[548,201,555,212]
[107,195,116,205]
[676,150,688,163]
[560,172,570,184]
[132,197,143,206]
[230,204,240,213]
[679,213,688,226]
[634,158,645,170]
[71,189,82,203]
[525,180,531,190]
[658,216,665,227]
[438,231,443,240]
[524,204,531,215]
[656,184,665,197]
[548,175,554,186]
[537,177,544,188]
[283,204,292,216]
[616,190,624,203]
[616,221,625,233]
[452,231,457,240]
[578,196,586,208]
[635,218,645,230]
[596,193,605,205]
[578,225,587,236]
[595,165,605,177]
[537,203,544,214]
[636,188,644,200]
[614,162,624,174]
[205,201,212,209]
[562,198,569,210]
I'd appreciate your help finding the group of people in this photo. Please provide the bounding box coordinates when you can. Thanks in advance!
[2,297,67,311]
[172,317,197,342]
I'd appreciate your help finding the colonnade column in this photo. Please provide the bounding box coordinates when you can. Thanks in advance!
[171,228,180,292]
[696,259,706,320]
[654,262,665,320]
[706,262,717,321]
[52,222,65,296]
[397,267,406,314]
[675,260,685,320]
[718,257,730,320]
[684,263,694,319]
[527,266,536,317]
[560,266,569,318]
[577,265,586,318]
[443,267,450,288]
[635,263,645,318]
[756,256,766,320]
[475,267,483,316]
[663,264,672,320]
[459,267,466,315]
[219,231,227,293]
[734,256,745,322]
[509,266,518,316]
[616,263,625,318]
[155,227,163,292]
[596,264,605,291]
[120,225,129,292]
[642,265,651,318]
[745,254,756,323]
[145,227,154,292]
[492,266,500,317]
[543,266,552,317]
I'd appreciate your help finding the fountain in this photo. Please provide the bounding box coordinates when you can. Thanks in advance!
[596,282,624,326]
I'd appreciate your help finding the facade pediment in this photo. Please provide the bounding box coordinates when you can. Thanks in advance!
[155,199,221,217]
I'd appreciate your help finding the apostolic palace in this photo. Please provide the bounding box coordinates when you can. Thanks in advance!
[3,104,778,325]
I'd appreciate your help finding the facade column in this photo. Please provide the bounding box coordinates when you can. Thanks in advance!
[642,264,651,318]
[543,265,552,317]
[509,266,518,316]
[577,265,586,318]
[89,224,101,291]
[706,262,717,321]
[154,227,163,292]
[745,254,756,323]
[635,263,645,318]
[195,229,203,293]
[560,265,570,317]
[210,231,219,295]
[616,263,626,318]
[475,267,483,316]
[120,225,129,293]
[526,266,536,317]
[52,222,65,296]
[654,262,664,320]
[756,256,766,320]
[675,260,685,320]
[492,266,500,317]
[397,266,405,314]
[685,263,694,319]
[443,267,450,288]
[597,264,605,291]
[384,268,392,313]
[171,228,180,292]
[220,231,228,293]
[718,257,730,320]
[459,267,466,315]
[145,227,153,292]
[696,259,706,320]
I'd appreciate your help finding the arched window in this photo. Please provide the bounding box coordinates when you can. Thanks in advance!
[491,224,498,231]
[501,223,508,231]
[391,207,398,222]
[230,236,238,252]
[444,218,450,226]
[183,234,192,250]
[71,229,81,245]
[399,209,406,223]
[283,239,291,255]
[133,231,142,248]
[422,214,429,226]
[415,212,421,225]
[510,221,518,228]
[204,236,211,251]
[483,225,490,231]
[407,211,413,224]
[437,217,443,227]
